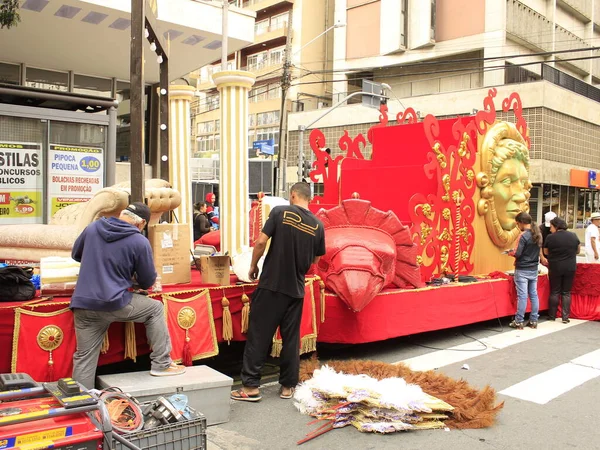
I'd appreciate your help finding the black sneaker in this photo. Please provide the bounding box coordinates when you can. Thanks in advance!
[562,319,570,324]
[509,320,524,330]
[527,321,538,329]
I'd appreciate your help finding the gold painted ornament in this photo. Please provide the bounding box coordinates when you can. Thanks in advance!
[37,325,64,381]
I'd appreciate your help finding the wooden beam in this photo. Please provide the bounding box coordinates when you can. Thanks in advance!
[130,0,145,203]
[159,57,170,182]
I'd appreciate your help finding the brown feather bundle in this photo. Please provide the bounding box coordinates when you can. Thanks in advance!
[299,356,503,429]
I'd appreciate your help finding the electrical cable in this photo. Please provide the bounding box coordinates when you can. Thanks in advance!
[99,389,144,434]
[291,54,600,86]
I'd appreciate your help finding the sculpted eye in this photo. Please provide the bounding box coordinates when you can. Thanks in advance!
[501,178,511,186]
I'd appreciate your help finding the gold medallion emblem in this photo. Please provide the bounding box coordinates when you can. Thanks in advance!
[37,325,63,352]
[177,307,197,330]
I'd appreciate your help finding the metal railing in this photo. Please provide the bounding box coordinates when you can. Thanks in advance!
[541,64,600,102]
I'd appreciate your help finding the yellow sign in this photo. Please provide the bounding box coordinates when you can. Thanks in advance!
[50,197,89,216]
[16,428,67,445]
[0,191,42,220]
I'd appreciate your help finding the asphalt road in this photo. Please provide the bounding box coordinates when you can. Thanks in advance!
[205,318,600,450]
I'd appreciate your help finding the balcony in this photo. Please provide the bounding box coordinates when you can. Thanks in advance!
[595,0,600,27]
[593,49,600,81]
[253,23,288,46]
[557,0,592,22]
[506,0,553,52]
[554,24,591,75]
[243,0,293,12]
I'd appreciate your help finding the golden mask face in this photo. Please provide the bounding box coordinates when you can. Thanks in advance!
[492,152,530,231]
[477,122,531,248]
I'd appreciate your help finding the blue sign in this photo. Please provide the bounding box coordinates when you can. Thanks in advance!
[253,139,275,156]
[589,170,597,189]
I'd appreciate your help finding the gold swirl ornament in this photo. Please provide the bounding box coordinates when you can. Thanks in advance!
[37,325,64,352]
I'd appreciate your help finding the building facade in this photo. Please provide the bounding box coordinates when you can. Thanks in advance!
[190,0,336,190]
[287,0,600,234]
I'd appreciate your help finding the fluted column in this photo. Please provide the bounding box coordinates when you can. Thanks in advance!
[212,71,256,256]
[168,85,195,247]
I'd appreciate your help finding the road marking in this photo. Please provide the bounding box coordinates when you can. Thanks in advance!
[499,349,600,404]
[397,319,586,372]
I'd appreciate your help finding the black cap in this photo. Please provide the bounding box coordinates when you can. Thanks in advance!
[125,202,151,223]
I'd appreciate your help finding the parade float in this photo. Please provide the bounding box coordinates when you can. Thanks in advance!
[1,89,599,381]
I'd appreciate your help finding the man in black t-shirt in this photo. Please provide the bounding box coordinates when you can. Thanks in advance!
[231,183,326,402]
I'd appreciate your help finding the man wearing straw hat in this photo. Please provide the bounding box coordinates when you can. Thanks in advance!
[584,212,600,263]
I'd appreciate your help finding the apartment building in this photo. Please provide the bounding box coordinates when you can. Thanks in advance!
[190,0,336,186]
[287,0,600,232]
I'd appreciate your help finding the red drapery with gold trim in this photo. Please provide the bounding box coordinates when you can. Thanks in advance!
[162,290,219,365]
[11,307,76,382]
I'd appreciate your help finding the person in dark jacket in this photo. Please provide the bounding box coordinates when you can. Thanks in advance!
[193,202,212,241]
[507,212,543,329]
[543,217,581,324]
[70,202,185,388]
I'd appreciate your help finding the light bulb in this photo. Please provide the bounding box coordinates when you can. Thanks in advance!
[160,124,167,130]
[157,55,163,64]
[145,28,149,38]
[150,42,157,52]
[161,155,168,162]
[160,88,167,95]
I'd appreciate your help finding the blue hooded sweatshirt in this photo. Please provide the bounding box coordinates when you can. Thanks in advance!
[70,217,157,311]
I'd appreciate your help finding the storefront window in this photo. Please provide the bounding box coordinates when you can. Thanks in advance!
[0,62,19,85]
[115,81,151,163]
[26,68,68,92]
[0,116,46,224]
[47,122,106,221]
[566,186,576,228]
[73,75,112,98]
[577,189,586,228]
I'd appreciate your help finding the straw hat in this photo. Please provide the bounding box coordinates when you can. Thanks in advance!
[590,212,600,221]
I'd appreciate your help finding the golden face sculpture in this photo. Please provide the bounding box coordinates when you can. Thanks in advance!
[477,122,532,247]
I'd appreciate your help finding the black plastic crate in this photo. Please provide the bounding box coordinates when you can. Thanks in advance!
[113,415,207,450]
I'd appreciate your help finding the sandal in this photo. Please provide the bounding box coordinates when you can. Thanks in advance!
[280,386,295,399]
[230,389,262,402]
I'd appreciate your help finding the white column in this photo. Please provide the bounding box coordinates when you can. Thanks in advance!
[168,85,195,247]
[212,71,256,256]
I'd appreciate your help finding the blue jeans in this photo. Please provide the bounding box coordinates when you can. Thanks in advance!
[514,269,540,323]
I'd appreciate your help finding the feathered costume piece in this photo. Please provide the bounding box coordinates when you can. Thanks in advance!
[294,366,453,443]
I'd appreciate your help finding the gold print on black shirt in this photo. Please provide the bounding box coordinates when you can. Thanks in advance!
[282,211,319,236]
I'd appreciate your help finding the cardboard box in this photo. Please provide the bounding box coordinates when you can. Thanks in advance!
[148,223,191,285]
[199,255,230,285]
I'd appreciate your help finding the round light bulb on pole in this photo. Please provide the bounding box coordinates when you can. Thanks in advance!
[160,124,167,131]
[150,42,157,52]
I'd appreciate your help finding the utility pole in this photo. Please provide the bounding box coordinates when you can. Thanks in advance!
[130,0,145,203]
[275,8,293,197]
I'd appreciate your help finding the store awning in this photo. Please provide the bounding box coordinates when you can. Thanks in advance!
[0,0,255,83]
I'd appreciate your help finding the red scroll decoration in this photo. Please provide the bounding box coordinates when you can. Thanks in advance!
[11,307,76,382]
[408,89,530,280]
[162,290,219,366]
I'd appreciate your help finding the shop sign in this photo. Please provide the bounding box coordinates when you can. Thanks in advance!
[0,141,43,224]
[47,144,104,220]
[589,170,597,189]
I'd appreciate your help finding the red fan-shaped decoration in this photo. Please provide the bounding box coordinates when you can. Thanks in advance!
[316,199,423,312]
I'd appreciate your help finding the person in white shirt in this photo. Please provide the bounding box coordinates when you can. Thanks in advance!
[584,212,600,263]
